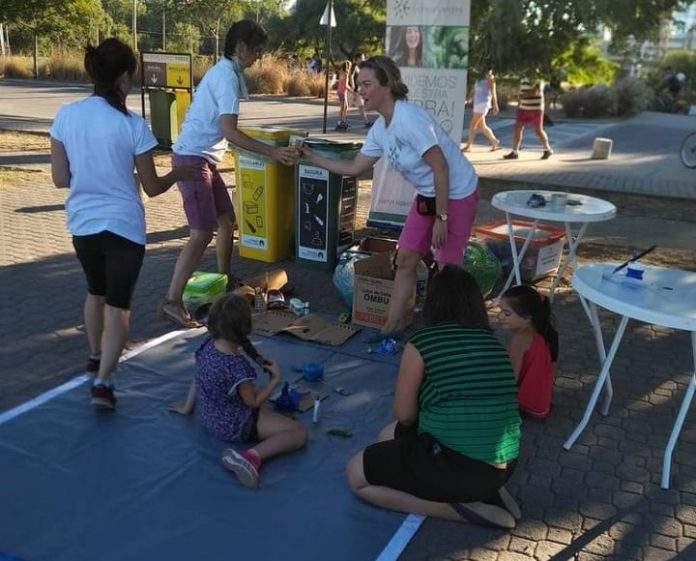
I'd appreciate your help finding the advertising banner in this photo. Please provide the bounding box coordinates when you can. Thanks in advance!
[367,0,471,229]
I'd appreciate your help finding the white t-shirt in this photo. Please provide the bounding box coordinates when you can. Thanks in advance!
[173,58,240,163]
[49,96,158,245]
[360,100,477,199]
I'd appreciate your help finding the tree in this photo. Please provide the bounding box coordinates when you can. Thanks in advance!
[4,0,104,76]
[468,0,691,77]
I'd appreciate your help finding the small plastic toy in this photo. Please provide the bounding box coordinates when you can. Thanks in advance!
[327,428,352,438]
[526,193,546,208]
[273,382,310,413]
[367,338,400,355]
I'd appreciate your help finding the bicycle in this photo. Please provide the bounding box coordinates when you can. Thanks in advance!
[680,131,696,168]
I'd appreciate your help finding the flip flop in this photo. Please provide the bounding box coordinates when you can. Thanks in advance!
[450,501,516,529]
[159,299,203,329]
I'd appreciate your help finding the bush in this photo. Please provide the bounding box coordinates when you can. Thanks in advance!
[246,56,287,94]
[41,54,87,82]
[192,55,212,86]
[612,77,652,116]
[307,74,326,98]
[285,72,312,97]
[3,57,33,79]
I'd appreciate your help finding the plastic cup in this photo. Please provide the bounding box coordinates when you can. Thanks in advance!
[550,193,568,210]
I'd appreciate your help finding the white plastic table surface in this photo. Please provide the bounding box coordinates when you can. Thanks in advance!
[565,263,696,488]
[490,190,617,300]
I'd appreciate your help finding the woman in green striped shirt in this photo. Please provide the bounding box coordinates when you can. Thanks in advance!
[346,266,522,528]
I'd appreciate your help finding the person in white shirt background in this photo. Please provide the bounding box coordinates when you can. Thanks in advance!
[301,56,479,335]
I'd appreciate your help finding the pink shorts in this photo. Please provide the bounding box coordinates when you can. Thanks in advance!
[516,108,543,128]
[172,154,235,231]
[398,189,479,265]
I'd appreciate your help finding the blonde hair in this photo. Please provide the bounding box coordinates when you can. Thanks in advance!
[359,56,409,100]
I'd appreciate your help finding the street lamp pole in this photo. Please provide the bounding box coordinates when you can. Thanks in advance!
[321,0,334,133]
[132,0,138,51]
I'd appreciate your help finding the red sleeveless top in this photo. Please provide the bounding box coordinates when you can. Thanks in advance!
[516,332,554,418]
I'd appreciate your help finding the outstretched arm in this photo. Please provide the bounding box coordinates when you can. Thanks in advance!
[169,380,197,415]
[135,151,193,198]
[221,114,298,166]
[301,147,378,177]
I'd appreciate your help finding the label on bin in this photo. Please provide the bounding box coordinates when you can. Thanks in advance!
[298,165,329,262]
[239,156,268,250]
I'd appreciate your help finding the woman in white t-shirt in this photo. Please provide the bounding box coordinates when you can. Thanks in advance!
[50,38,191,410]
[161,20,299,328]
[461,65,500,152]
[301,56,479,334]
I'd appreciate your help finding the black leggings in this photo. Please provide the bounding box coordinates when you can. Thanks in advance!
[73,231,145,310]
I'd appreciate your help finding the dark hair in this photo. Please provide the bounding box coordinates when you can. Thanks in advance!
[422,266,490,330]
[501,285,559,361]
[223,20,268,60]
[207,293,267,368]
[84,38,136,115]
[359,56,409,100]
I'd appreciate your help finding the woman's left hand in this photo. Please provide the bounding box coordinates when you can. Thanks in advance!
[273,146,300,166]
[432,218,448,249]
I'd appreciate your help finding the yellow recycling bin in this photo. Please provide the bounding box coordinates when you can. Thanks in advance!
[233,127,305,263]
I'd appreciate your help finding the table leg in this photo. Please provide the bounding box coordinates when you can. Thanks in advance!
[588,302,614,415]
[564,314,629,451]
[549,222,589,302]
[498,216,538,298]
[661,331,696,489]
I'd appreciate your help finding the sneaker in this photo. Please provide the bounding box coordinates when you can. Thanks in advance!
[503,151,519,160]
[222,448,260,488]
[85,357,100,375]
[91,384,116,410]
[541,149,553,160]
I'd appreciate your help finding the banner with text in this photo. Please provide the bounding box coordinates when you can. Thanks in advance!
[368,0,470,229]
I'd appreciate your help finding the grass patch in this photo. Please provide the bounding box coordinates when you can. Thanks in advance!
[0,130,50,151]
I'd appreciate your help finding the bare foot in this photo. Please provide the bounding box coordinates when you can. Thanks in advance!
[490,139,501,151]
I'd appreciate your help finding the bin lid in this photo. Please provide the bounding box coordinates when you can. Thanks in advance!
[302,137,363,159]
[241,126,306,146]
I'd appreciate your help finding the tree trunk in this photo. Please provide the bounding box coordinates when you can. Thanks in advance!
[33,31,39,79]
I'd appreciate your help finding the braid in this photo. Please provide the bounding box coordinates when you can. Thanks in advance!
[237,333,268,370]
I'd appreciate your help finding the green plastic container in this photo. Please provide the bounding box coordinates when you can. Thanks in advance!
[148,89,177,148]
[183,271,227,310]
[295,138,362,271]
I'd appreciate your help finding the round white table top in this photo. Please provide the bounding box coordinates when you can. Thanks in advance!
[491,190,617,223]
[572,263,696,331]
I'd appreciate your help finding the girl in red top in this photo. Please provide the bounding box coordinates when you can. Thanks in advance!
[498,285,559,418]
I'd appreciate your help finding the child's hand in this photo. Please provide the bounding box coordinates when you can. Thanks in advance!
[175,165,195,182]
[264,359,282,380]
[168,401,192,415]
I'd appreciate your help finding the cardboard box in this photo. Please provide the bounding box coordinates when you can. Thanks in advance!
[473,220,565,282]
[253,311,361,346]
[352,246,429,329]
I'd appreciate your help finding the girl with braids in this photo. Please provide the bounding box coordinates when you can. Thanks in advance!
[498,285,559,419]
[301,56,478,335]
[169,294,307,488]
[50,38,191,410]
[161,19,299,328]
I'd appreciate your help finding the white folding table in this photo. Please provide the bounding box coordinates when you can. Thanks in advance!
[564,263,696,489]
[491,190,616,301]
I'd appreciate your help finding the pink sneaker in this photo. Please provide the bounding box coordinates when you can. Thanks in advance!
[222,449,260,488]
[91,384,116,410]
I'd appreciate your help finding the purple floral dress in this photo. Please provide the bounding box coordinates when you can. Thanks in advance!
[194,336,257,442]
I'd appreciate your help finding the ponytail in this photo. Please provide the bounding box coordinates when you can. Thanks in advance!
[207,293,268,368]
[502,285,559,362]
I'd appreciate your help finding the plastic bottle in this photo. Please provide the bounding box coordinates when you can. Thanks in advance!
[312,397,321,423]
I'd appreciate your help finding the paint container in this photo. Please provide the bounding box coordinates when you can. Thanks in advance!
[312,397,321,424]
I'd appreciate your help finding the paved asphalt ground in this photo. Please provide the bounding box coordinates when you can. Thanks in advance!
[1,79,696,560]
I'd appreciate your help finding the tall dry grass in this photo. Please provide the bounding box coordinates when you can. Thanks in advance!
[41,53,87,81]
[2,56,33,79]
[245,55,288,94]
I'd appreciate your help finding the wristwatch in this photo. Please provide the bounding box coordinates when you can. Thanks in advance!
[437,212,448,222]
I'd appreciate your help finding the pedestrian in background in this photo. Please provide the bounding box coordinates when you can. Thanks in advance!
[461,65,500,152]
[503,76,553,160]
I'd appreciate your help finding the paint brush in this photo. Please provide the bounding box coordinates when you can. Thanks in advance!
[611,245,657,274]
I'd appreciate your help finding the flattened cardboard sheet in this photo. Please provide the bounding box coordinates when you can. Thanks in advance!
[253,311,361,346]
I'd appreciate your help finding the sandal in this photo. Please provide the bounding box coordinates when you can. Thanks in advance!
[450,501,516,529]
[159,299,203,328]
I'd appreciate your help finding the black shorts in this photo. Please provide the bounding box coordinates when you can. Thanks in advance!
[73,231,145,310]
[363,423,516,503]
[247,408,260,442]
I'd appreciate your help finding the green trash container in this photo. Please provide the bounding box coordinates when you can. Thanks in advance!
[295,138,362,271]
[148,89,177,148]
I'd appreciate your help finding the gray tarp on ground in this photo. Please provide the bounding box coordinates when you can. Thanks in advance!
[0,329,408,561]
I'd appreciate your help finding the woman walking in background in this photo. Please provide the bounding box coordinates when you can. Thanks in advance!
[462,65,500,152]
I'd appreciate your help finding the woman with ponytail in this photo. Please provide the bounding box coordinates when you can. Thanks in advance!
[498,285,559,418]
[50,38,191,410]
[301,56,479,335]
[161,19,300,328]
[169,293,307,488]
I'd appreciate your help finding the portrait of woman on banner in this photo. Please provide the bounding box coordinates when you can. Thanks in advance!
[388,26,424,68]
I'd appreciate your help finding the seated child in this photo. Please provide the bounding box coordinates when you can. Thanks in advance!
[498,285,559,418]
[169,293,308,487]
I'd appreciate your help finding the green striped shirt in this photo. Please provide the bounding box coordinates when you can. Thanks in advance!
[409,323,521,464]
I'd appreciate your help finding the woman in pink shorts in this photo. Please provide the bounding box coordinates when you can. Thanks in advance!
[302,56,479,334]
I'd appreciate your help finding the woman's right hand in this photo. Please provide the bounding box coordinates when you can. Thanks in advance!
[175,164,195,182]
[272,146,300,166]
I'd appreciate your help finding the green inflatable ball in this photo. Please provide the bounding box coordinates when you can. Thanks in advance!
[462,241,502,298]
